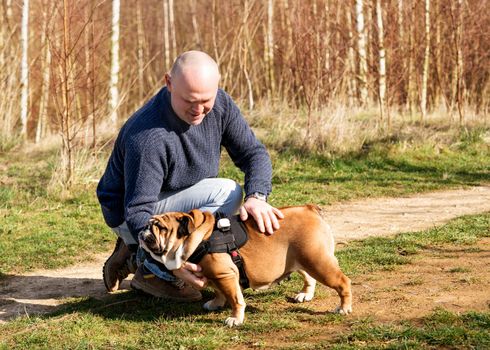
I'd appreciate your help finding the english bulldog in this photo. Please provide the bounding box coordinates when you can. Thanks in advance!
[139,205,352,327]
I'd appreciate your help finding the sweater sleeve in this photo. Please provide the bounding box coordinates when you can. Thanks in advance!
[220,92,272,196]
[124,134,167,238]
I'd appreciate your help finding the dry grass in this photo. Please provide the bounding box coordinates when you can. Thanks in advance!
[246,101,489,155]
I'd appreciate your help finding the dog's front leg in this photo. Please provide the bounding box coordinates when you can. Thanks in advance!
[200,254,246,327]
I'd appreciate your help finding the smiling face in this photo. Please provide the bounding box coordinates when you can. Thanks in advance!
[165,51,220,126]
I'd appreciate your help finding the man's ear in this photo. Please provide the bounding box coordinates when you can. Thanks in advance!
[177,213,195,238]
[165,73,172,91]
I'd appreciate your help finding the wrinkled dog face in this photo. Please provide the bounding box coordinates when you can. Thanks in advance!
[139,213,192,270]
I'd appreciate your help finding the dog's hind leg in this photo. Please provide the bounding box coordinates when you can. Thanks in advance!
[203,283,227,311]
[294,270,316,303]
[303,256,352,315]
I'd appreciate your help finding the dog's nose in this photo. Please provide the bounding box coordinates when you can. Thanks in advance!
[139,229,152,241]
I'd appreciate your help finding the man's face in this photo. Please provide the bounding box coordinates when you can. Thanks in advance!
[165,72,218,126]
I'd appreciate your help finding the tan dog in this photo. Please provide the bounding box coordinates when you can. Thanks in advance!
[139,205,352,327]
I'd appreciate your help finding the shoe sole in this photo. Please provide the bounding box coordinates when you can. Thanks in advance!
[130,279,202,302]
[103,237,124,292]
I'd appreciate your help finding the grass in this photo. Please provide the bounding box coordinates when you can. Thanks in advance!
[0,213,488,349]
[336,213,489,276]
[329,309,490,349]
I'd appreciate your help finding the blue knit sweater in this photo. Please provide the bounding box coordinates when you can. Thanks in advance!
[97,87,272,238]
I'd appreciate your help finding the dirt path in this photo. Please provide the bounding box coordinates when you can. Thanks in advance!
[1,186,489,324]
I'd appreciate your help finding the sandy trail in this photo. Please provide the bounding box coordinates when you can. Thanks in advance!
[1,186,489,323]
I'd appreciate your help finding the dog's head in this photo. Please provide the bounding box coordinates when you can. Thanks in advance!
[139,209,215,270]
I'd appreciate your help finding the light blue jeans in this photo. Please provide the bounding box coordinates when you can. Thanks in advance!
[111,178,243,280]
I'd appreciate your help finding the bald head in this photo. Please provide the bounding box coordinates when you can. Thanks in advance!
[170,51,220,82]
[165,51,220,125]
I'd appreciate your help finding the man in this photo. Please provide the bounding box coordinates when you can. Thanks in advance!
[97,50,283,301]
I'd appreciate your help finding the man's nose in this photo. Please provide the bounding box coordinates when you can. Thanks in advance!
[191,103,204,113]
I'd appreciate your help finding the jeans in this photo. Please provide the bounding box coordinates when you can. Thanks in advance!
[110,178,243,281]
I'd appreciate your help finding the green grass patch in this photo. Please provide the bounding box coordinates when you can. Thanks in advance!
[337,213,489,276]
[330,309,490,349]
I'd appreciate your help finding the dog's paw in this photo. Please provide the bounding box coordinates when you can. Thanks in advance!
[294,292,314,303]
[203,299,224,311]
[334,305,353,315]
[224,317,243,327]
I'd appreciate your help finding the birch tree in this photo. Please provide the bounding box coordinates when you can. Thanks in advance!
[136,0,145,101]
[355,0,368,106]
[264,0,275,99]
[20,0,29,139]
[454,0,465,124]
[376,0,387,125]
[109,0,120,126]
[168,0,176,62]
[163,0,170,70]
[346,8,357,106]
[421,0,430,120]
[36,0,52,143]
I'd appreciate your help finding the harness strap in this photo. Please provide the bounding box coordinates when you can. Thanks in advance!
[187,214,250,288]
[230,251,250,289]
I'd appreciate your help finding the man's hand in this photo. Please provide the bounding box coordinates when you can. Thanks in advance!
[239,197,284,235]
[172,262,208,290]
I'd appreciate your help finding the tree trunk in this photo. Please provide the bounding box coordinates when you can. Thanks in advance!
[397,0,405,107]
[264,0,275,99]
[406,1,416,114]
[163,0,170,70]
[20,0,29,139]
[420,0,430,121]
[136,0,145,102]
[355,0,368,106]
[61,0,73,188]
[346,8,357,107]
[109,0,120,126]
[191,0,201,49]
[455,0,465,124]
[168,0,176,63]
[36,0,52,144]
[376,0,387,126]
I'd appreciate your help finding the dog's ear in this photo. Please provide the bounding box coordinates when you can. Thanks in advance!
[176,213,195,238]
[187,209,205,230]
[181,211,215,261]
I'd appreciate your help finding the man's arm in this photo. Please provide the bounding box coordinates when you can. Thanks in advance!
[220,91,284,233]
[124,135,167,239]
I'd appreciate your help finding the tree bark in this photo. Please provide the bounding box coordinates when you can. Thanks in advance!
[455,0,465,124]
[355,0,368,106]
[109,0,120,126]
[376,0,387,126]
[191,0,201,49]
[136,0,145,101]
[346,7,357,106]
[20,0,29,139]
[36,0,52,144]
[163,0,170,70]
[420,0,430,120]
[264,0,275,99]
[168,0,176,63]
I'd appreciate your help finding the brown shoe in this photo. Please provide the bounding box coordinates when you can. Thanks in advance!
[103,237,137,292]
[130,265,202,302]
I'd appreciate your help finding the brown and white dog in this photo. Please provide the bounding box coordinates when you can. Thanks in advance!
[139,205,352,327]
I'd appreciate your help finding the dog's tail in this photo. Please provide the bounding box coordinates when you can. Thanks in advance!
[305,204,322,215]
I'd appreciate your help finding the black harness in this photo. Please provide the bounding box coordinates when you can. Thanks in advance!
[188,213,250,289]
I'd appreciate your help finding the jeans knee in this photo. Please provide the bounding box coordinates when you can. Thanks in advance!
[216,179,242,214]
